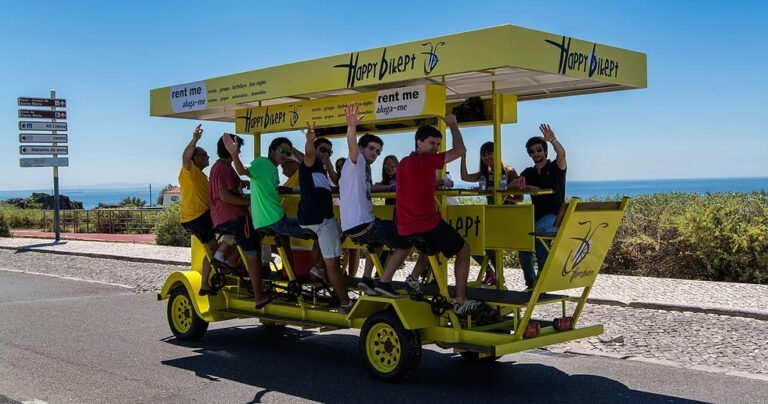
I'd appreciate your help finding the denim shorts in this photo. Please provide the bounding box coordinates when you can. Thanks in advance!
[267,214,315,239]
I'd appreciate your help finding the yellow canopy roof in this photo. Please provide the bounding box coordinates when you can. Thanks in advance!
[150,24,646,122]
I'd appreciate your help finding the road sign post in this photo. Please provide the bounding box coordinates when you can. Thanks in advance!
[51,90,61,241]
[17,91,67,241]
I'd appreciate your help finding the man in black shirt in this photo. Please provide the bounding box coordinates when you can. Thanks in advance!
[299,121,354,313]
[517,124,567,290]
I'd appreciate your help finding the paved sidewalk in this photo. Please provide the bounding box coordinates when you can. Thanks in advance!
[12,230,156,244]
[1,236,766,320]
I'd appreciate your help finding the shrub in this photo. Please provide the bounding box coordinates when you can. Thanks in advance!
[0,205,44,229]
[0,213,11,237]
[153,202,190,247]
[601,192,768,284]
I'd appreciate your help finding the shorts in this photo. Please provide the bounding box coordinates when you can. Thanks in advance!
[346,219,411,250]
[268,214,315,239]
[180,210,215,244]
[408,219,465,258]
[301,218,342,259]
[214,216,260,256]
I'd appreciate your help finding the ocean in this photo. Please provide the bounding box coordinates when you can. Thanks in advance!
[1,177,766,210]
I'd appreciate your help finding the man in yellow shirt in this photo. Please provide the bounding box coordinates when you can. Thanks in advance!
[178,124,219,295]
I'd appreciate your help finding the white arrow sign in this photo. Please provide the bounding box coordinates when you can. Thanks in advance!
[19,133,68,143]
[20,157,69,168]
[18,121,67,131]
[20,145,69,155]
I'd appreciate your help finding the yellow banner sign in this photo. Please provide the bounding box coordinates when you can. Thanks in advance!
[235,84,445,134]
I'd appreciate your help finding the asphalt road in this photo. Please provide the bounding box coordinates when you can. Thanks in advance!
[1,270,766,403]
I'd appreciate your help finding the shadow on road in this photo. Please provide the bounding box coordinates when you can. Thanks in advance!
[162,325,702,403]
[11,240,68,251]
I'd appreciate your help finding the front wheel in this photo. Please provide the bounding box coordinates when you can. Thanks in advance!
[360,310,421,382]
[167,286,208,341]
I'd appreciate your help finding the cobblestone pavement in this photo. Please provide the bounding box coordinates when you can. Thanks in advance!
[1,240,767,379]
[534,304,768,378]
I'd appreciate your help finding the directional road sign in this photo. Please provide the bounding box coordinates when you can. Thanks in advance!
[19,134,68,143]
[18,97,67,108]
[18,109,67,119]
[20,157,69,168]
[18,121,67,131]
[20,145,68,155]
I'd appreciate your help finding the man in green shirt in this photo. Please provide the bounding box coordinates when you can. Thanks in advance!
[224,135,315,276]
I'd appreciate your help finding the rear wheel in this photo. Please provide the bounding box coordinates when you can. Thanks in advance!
[360,310,421,382]
[167,286,208,341]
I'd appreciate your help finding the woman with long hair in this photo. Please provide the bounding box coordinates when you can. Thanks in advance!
[460,141,521,286]
[374,154,399,205]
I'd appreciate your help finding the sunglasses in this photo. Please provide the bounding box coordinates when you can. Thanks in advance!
[318,147,333,156]
[527,147,544,155]
[383,164,396,169]
[278,147,292,156]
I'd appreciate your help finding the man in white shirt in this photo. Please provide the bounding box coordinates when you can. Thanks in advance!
[339,104,417,298]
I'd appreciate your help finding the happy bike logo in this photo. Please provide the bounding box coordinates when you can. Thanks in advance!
[289,106,299,127]
[561,220,609,283]
[421,41,444,75]
[545,36,620,79]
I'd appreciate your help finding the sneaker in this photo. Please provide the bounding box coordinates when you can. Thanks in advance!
[373,280,400,298]
[339,299,356,314]
[454,299,484,316]
[310,266,328,283]
[404,275,422,295]
[357,277,378,296]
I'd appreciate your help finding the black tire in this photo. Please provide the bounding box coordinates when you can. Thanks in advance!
[167,286,209,341]
[459,351,501,362]
[360,310,421,382]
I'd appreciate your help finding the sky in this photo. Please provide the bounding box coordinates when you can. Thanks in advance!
[1,0,766,190]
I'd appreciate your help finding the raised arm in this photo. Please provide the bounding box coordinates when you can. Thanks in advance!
[182,124,203,170]
[540,124,566,170]
[443,114,466,164]
[324,158,339,185]
[222,133,249,177]
[460,154,480,182]
[303,120,316,168]
[345,103,364,164]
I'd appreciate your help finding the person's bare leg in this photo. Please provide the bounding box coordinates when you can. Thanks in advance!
[324,257,350,305]
[347,249,360,277]
[380,248,411,283]
[247,255,273,306]
[453,242,471,304]
[362,249,375,278]
[409,253,428,279]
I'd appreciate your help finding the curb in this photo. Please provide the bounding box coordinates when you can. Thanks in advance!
[0,245,189,267]
[569,296,768,321]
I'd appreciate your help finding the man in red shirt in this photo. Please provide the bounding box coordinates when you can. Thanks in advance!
[396,115,482,316]
[209,135,275,309]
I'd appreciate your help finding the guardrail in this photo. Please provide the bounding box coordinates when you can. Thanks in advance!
[41,209,162,234]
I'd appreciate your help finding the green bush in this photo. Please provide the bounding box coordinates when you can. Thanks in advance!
[0,205,44,229]
[153,202,190,247]
[601,192,768,284]
[0,213,11,237]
